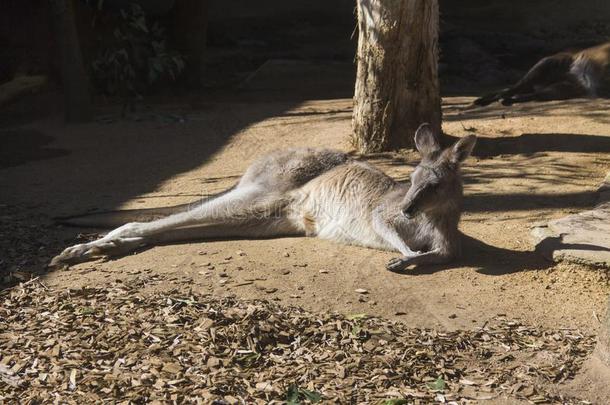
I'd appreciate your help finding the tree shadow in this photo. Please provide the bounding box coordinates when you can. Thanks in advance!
[0,94,334,288]
[443,97,610,125]
[444,132,610,158]
[0,129,70,169]
[463,191,598,212]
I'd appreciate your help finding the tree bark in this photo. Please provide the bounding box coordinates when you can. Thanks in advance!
[51,0,92,122]
[352,0,441,153]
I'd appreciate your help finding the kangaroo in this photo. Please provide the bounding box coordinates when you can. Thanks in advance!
[50,124,476,272]
[474,41,610,106]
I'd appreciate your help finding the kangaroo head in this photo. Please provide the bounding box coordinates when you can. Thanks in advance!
[401,123,476,219]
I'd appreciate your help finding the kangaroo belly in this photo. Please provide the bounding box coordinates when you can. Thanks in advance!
[303,197,392,250]
[290,162,397,250]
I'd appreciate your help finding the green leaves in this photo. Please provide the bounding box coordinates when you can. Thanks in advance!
[427,376,446,392]
[286,384,322,404]
[90,3,185,109]
[380,400,408,405]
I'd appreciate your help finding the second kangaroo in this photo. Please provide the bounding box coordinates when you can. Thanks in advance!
[51,124,476,271]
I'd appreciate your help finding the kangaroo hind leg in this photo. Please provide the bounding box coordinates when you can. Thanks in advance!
[474,54,573,106]
[50,184,275,267]
[502,80,586,105]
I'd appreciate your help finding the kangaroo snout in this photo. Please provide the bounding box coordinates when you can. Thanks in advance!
[401,201,417,218]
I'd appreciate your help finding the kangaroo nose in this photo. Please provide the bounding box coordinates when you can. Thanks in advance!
[402,205,415,218]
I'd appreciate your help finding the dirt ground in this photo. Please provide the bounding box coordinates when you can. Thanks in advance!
[2,92,610,402]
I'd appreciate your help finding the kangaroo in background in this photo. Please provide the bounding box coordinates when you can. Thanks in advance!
[474,41,610,106]
[50,124,476,272]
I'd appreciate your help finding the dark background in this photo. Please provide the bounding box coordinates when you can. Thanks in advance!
[2,0,610,99]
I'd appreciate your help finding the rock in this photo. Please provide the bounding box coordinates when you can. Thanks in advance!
[598,171,610,204]
[531,201,610,269]
[355,288,368,294]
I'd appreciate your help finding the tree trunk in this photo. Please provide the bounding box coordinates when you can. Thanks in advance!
[352,0,441,153]
[172,0,209,88]
[51,0,92,122]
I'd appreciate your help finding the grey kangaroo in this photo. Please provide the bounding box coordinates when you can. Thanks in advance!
[474,41,610,106]
[50,124,476,272]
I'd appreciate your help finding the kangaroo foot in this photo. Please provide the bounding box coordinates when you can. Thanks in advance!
[501,97,515,106]
[49,236,145,268]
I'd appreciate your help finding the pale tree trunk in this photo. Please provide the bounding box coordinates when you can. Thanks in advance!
[51,0,92,122]
[352,0,441,153]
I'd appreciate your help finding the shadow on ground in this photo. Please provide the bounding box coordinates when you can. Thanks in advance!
[403,231,610,276]
[460,133,610,157]
[0,129,70,169]
[443,97,610,125]
[398,232,553,276]
[0,93,305,288]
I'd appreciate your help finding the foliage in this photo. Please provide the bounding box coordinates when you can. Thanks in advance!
[90,3,184,112]
[427,376,446,392]
[286,384,322,404]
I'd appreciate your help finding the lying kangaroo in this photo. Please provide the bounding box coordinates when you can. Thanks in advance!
[50,124,476,271]
[474,41,610,106]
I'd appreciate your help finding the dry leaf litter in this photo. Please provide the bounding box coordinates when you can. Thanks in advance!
[0,277,595,404]
[0,204,64,287]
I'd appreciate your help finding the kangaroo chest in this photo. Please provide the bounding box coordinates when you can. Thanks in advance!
[287,162,396,250]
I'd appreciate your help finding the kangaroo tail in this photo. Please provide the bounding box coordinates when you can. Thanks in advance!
[55,186,236,229]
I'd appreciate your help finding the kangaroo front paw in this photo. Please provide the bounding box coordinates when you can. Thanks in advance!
[386,257,410,271]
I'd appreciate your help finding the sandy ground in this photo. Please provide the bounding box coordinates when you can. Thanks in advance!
[2,94,610,402]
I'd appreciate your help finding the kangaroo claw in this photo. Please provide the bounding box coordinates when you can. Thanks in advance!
[386,257,410,271]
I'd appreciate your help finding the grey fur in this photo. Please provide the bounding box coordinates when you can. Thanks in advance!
[50,124,476,271]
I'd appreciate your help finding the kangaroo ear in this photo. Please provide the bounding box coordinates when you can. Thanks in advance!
[414,123,440,157]
[449,134,477,164]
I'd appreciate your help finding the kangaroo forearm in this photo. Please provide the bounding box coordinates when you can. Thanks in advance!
[407,248,452,265]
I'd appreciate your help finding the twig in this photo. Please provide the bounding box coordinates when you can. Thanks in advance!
[20,276,40,286]
[0,365,21,388]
